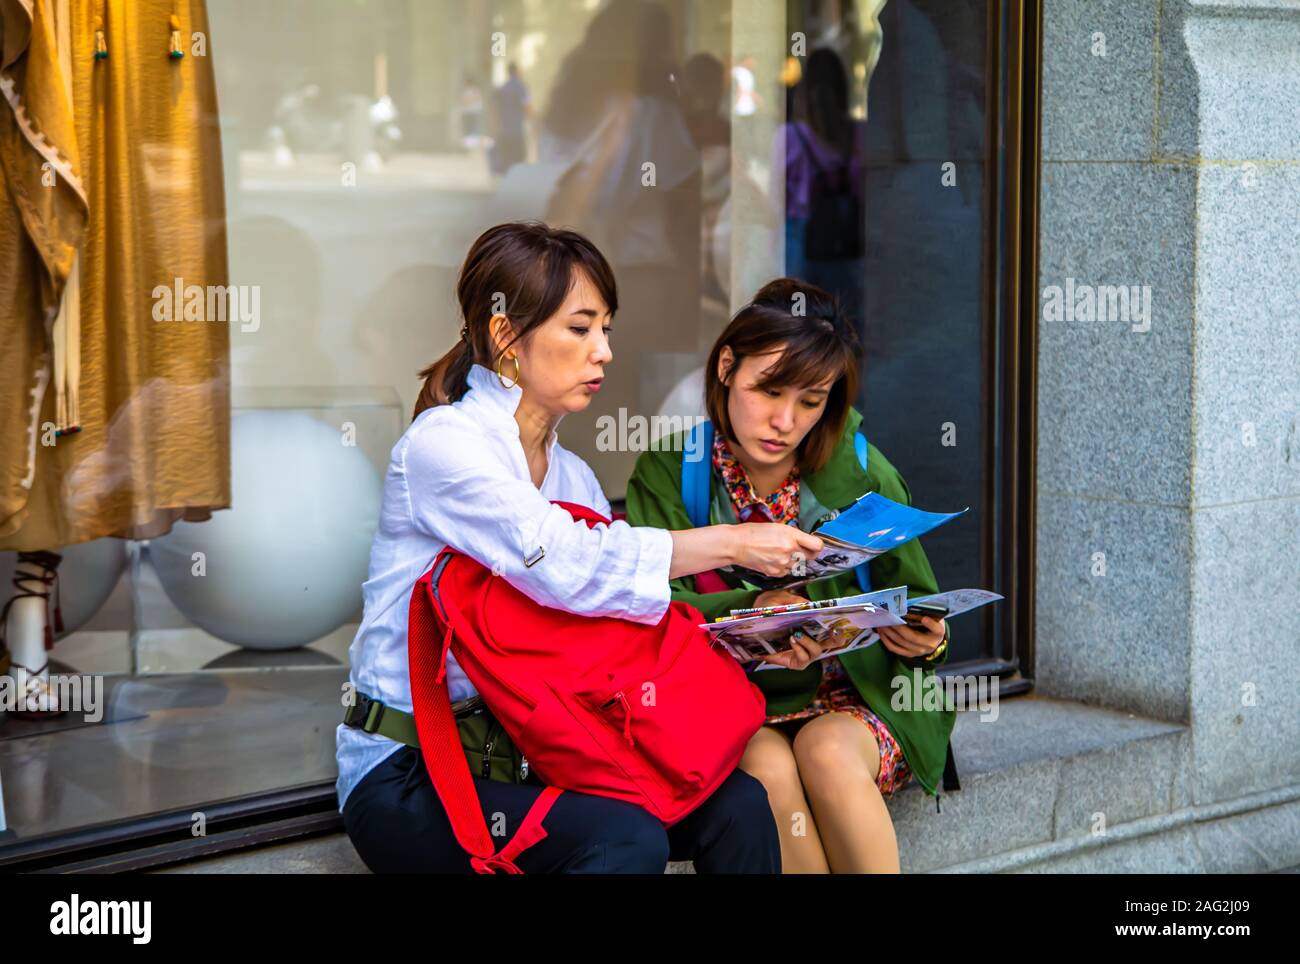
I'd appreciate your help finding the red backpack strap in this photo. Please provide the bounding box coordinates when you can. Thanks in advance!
[407,550,562,874]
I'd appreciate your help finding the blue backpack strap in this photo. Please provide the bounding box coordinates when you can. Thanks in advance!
[683,424,870,585]
[852,429,872,592]
[681,420,714,528]
[854,430,869,475]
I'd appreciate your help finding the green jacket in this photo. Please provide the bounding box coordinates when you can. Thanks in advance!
[624,407,956,798]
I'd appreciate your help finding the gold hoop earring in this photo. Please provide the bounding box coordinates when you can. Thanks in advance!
[496,353,520,389]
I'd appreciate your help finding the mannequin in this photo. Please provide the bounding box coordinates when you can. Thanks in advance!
[0,1,231,714]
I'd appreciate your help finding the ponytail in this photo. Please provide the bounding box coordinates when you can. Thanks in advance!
[412,340,473,421]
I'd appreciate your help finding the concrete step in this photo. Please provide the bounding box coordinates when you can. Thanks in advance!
[891,695,1189,872]
[154,696,1193,874]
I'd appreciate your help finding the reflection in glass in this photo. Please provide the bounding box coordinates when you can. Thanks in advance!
[0,0,1006,854]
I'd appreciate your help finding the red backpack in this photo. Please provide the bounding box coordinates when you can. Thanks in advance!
[407,501,767,874]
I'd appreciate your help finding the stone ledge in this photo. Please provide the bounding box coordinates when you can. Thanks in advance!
[157,696,1232,878]
[154,830,369,874]
[893,695,1190,872]
[950,789,1300,873]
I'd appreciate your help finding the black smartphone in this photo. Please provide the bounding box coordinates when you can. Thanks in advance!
[905,602,949,622]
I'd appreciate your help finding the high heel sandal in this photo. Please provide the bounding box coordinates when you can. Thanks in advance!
[1,551,68,719]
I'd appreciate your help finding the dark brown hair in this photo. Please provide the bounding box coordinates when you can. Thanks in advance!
[704,278,862,473]
[413,221,618,420]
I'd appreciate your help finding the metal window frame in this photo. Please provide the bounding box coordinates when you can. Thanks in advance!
[0,784,341,873]
[939,0,1041,692]
[987,0,1042,686]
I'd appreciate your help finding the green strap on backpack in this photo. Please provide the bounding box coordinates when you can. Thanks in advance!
[346,692,528,784]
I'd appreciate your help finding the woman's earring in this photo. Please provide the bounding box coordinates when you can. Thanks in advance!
[496,353,520,389]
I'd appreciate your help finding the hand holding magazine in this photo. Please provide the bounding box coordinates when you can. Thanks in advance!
[699,587,1003,668]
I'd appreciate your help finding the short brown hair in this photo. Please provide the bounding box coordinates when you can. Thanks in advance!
[704,278,862,473]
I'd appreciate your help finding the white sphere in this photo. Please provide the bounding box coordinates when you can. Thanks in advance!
[150,410,382,649]
[0,538,128,638]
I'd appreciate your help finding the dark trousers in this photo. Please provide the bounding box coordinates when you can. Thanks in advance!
[342,744,780,874]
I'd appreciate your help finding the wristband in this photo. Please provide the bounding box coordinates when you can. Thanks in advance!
[923,626,950,663]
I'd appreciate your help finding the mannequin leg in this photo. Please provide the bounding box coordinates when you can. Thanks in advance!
[1,550,66,718]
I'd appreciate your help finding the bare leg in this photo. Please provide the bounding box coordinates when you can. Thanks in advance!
[738,724,830,874]
[793,712,900,874]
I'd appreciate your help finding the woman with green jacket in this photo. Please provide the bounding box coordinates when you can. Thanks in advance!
[624,278,956,873]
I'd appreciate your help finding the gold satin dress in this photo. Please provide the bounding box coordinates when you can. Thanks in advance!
[0,0,230,550]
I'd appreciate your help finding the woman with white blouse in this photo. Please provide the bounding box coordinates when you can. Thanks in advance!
[337,221,822,873]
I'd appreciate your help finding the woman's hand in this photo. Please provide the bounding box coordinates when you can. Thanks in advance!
[666,524,821,583]
[878,615,946,660]
[752,589,807,609]
[758,628,829,671]
[731,523,823,578]
[749,590,821,670]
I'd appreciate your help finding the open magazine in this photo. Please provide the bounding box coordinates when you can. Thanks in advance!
[700,587,1002,668]
[719,492,969,591]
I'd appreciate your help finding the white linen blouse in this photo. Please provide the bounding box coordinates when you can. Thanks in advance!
[335,363,674,810]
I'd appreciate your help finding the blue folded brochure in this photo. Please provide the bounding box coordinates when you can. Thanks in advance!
[721,493,968,591]
[815,492,968,554]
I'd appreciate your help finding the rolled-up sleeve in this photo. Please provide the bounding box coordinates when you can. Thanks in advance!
[402,417,672,625]
[577,461,615,520]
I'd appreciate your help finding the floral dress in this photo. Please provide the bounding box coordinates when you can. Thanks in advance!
[713,437,914,797]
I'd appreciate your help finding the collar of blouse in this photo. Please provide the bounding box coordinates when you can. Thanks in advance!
[461,363,560,454]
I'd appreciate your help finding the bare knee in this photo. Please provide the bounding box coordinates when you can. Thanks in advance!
[739,727,803,804]
[792,714,878,794]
